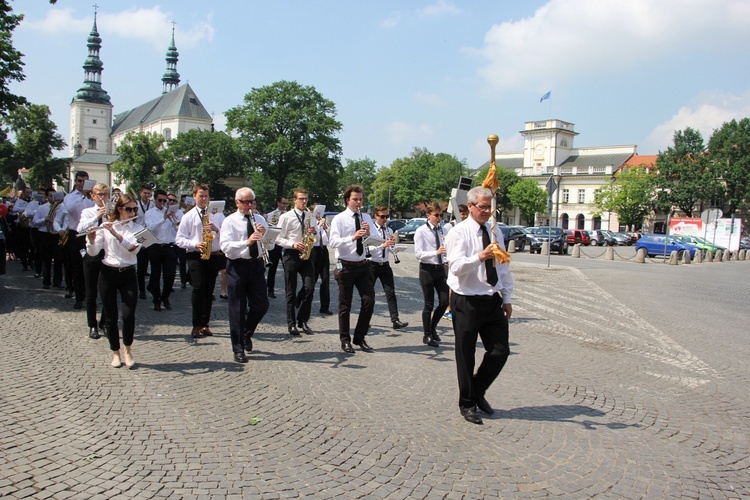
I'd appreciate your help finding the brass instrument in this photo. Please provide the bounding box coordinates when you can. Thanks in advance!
[269,209,283,226]
[200,208,214,260]
[46,200,62,233]
[58,229,70,247]
[390,234,401,264]
[299,208,316,261]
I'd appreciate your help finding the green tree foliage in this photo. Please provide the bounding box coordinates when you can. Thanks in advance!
[160,129,245,205]
[594,165,655,230]
[0,0,26,117]
[654,127,721,216]
[0,126,17,185]
[472,165,519,215]
[508,178,546,225]
[340,158,377,202]
[707,118,750,215]
[225,80,343,204]
[8,103,68,188]
[111,131,165,193]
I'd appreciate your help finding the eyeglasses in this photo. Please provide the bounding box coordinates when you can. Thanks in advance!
[156,198,167,203]
[122,206,138,213]
[75,179,85,183]
[430,213,442,217]
[375,214,389,218]
[237,199,256,205]
[167,198,177,202]
[472,203,492,212]
[94,192,109,197]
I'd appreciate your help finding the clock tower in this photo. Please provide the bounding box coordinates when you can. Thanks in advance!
[521,119,578,173]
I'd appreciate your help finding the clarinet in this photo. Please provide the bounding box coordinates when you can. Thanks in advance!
[358,207,371,258]
[248,213,271,268]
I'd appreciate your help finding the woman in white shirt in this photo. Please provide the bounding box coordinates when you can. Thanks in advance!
[86,194,144,368]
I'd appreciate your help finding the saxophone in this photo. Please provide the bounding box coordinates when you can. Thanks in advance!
[199,209,214,260]
[299,208,316,261]
[46,200,61,233]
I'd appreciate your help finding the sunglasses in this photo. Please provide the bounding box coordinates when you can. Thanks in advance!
[156,198,167,203]
[375,214,389,218]
[237,199,256,205]
[167,198,177,202]
[121,206,138,213]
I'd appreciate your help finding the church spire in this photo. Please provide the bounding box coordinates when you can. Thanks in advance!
[73,9,110,104]
[161,22,181,94]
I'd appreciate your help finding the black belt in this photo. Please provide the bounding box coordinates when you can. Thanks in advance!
[102,263,136,273]
[152,243,174,247]
[369,260,389,266]
[229,257,260,263]
[420,263,444,270]
[340,259,368,267]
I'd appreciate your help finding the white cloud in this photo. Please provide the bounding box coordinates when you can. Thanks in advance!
[643,89,750,153]
[381,12,401,29]
[415,91,447,108]
[24,7,214,50]
[418,1,462,17]
[385,121,437,145]
[472,0,750,92]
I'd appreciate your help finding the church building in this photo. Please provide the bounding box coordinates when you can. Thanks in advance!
[67,12,212,190]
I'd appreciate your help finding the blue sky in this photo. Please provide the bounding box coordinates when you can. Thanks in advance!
[9,0,750,170]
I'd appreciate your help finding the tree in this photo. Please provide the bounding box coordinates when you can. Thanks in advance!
[594,165,655,230]
[508,178,546,225]
[225,80,343,202]
[707,118,750,215]
[0,126,16,185]
[472,164,519,215]
[340,158,377,200]
[160,129,245,204]
[0,0,26,117]
[8,103,68,188]
[653,127,721,216]
[110,131,165,193]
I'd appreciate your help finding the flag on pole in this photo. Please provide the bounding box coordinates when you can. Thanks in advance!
[539,91,551,103]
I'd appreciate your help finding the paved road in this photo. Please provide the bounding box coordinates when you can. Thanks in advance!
[1,246,748,498]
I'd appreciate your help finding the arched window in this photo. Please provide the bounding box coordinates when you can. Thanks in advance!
[593,216,601,230]
[576,214,585,229]
[88,138,97,150]
[163,128,172,141]
[561,213,569,229]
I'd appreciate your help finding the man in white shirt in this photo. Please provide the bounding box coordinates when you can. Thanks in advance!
[135,185,153,300]
[145,189,180,311]
[63,170,95,309]
[11,188,32,271]
[31,188,57,289]
[367,205,408,330]
[310,203,332,315]
[220,187,269,363]
[444,186,514,425]
[329,185,376,354]
[414,202,449,347]
[265,195,288,298]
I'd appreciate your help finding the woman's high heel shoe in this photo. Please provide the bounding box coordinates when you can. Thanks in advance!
[111,351,122,368]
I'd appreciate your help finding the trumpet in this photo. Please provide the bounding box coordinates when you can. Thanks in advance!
[390,236,401,264]
[248,213,271,268]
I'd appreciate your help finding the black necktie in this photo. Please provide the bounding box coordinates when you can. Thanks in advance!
[200,208,206,218]
[354,213,363,256]
[381,226,387,258]
[481,225,498,286]
[433,226,443,264]
[246,215,258,259]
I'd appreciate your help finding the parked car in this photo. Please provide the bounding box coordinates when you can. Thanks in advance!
[529,227,569,255]
[386,219,407,232]
[635,234,699,259]
[611,231,633,245]
[586,230,616,246]
[564,229,591,246]
[741,237,750,250]
[499,225,528,251]
[394,218,427,243]
[673,234,725,256]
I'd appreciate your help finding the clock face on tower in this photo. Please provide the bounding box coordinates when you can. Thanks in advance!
[535,144,545,157]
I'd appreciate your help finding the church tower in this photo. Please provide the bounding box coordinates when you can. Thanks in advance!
[69,10,113,157]
[161,25,180,94]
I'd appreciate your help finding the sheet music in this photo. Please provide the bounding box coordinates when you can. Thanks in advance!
[261,226,281,246]
[208,200,225,215]
[133,227,159,248]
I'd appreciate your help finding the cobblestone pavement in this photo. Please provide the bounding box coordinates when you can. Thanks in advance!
[1,247,749,498]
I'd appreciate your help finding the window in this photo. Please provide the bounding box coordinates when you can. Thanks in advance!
[576,214,585,229]
[92,119,97,124]
[561,213,569,229]
[578,189,585,203]
[88,138,97,150]
[560,139,568,147]
[562,189,569,203]
[163,128,172,141]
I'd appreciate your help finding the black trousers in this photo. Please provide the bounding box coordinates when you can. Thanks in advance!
[136,245,150,294]
[98,264,138,352]
[419,263,449,334]
[334,261,375,343]
[60,237,72,291]
[83,250,105,328]
[186,252,221,327]
[15,226,30,268]
[174,246,187,285]
[226,258,269,353]
[52,238,64,287]
[311,246,330,311]
[148,244,177,303]
[30,228,41,274]
[266,244,283,293]
[282,250,315,326]
[370,261,400,323]
[68,230,86,302]
[37,231,57,286]
[450,292,510,410]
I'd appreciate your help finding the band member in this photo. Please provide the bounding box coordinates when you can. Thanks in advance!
[30,188,57,289]
[86,194,144,369]
[24,189,45,277]
[135,184,153,300]
[265,195,288,298]
[329,185,376,353]
[145,189,180,311]
[11,188,32,271]
[444,187,514,425]
[169,194,188,288]
[368,205,408,330]
[175,184,222,338]
[78,183,110,339]
[311,204,332,315]
[53,202,74,298]
[414,202,449,347]
[220,187,270,363]
[64,171,95,309]
[444,203,469,321]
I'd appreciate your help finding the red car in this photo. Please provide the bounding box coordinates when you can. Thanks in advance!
[564,229,591,246]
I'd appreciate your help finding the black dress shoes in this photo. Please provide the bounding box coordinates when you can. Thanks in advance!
[88,327,101,340]
[423,334,439,347]
[297,322,313,334]
[139,291,147,300]
[431,330,441,342]
[353,339,374,352]
[64,289,74,298]
[234,352,248,363]
[460,406,483,425]
[268,290,276,298]
[288,325,301,336]
[392,320,409,329]
[477,396,494,415]
[153,302,162,312]
[162,299,172,310]
[319,309,333,315]
[73,301,83,310]
[341,341,355,354]
[244,334,253,352]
